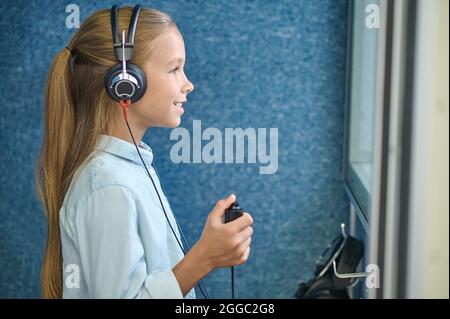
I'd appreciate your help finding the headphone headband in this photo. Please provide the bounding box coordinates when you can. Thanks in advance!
[105,4,147,103]
[111,5,142,62]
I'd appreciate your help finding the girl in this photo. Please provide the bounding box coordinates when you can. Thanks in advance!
[35,5,253,299]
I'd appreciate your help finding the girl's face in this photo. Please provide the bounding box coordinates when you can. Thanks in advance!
[130,26,194,129]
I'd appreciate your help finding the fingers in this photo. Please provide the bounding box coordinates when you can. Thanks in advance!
[236,244,251,265]
[232,236,251,257]
[232,227,252,260]
[210,194,236,219]
[241,235,252,249]
[237,225,253,243]
[242,246,251,264]
[229,212,253,232]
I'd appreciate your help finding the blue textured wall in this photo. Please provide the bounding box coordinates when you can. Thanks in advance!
[0,0,349,298]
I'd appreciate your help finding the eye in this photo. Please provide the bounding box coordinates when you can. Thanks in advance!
[170,66,181,74]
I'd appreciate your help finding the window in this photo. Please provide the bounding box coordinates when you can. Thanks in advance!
[344,0,383,228]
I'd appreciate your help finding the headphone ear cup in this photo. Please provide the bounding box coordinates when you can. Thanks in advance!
[126,63,147,102]
[104,63,147,103]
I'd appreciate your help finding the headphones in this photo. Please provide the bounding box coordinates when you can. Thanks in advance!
[104,5,147,103]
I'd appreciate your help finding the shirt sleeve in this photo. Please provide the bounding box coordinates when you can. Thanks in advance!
[73,185,184,299]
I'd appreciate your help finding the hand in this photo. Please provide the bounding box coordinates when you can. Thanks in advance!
[194,194,254,270]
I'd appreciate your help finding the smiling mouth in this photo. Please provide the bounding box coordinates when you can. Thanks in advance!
[173,102,185,114]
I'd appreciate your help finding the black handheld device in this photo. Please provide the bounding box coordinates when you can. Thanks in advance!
[224,202,244,224]
[223,200,244,299]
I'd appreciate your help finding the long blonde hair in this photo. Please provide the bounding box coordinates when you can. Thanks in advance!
[34,6,175,299]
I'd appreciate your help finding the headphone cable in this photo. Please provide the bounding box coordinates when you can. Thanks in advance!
[152,165,211,299]
[231,267,235,299]
[119,100,209,299]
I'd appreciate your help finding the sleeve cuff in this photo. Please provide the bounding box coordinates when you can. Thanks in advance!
[140,269,184,299]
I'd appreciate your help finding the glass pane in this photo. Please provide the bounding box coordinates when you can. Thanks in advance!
[346,0,379,218]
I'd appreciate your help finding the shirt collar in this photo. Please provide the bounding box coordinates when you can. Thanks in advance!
[95,134,154,167]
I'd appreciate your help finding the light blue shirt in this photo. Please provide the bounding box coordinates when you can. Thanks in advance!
[60,134,196,299]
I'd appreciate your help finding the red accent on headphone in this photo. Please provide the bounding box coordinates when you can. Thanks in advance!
[119,99,131,122]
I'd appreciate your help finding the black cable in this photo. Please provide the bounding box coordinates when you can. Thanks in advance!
[176,222,211,299]
[122,114,209,299]
[231,266,235,299]
[152,166,211,299]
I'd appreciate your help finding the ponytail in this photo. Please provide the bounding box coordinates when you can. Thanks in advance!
[35,48,75,298]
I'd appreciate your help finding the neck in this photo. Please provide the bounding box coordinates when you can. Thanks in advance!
[110,114,146,146]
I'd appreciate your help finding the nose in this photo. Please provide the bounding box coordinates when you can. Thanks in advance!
[183,77,194,95]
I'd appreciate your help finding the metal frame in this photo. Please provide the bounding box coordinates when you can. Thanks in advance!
[342,0,394,298]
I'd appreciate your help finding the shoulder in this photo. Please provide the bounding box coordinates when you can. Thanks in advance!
[62,150,139,210]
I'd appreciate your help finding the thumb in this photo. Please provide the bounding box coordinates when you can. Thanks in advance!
[210,194,236,219]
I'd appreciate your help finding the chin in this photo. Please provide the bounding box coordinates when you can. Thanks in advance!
[167,118,181,128]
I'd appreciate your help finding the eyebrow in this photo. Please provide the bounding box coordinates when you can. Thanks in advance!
[167,58,185,65]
